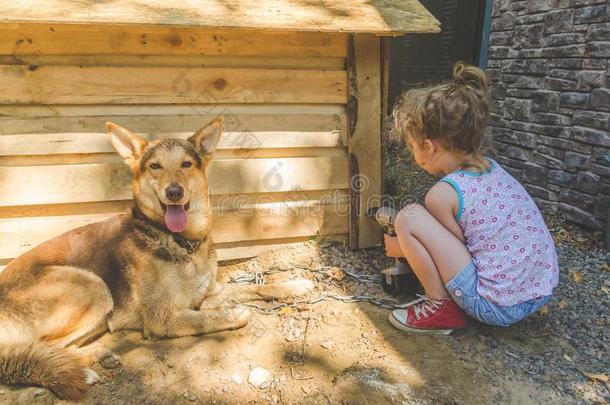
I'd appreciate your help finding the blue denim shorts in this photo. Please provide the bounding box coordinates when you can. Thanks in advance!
[445,260,550,327]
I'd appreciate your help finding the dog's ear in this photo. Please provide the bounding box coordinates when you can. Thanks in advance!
[106,122,148,164]
[188,116,223,158]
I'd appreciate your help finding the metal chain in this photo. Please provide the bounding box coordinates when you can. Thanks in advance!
[321,265,384,285]
[228,265,413,313]
[229,265,383,286]
[242,292,415,314]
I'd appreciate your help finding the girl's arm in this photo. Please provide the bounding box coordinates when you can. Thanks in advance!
[424,182,466,243]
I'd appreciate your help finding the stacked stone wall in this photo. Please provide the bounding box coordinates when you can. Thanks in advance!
[487,0,609,228]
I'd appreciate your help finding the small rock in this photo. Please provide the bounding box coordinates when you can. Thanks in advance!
[231,374,243,385]
[325,267,345,281]
[182,390,197,402]
[248,367,272,389]
[33,389,47,397]
[100,353,122,370]
[321,340,335,350]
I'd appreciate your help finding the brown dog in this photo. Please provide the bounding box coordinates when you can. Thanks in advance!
[0,117,312,400]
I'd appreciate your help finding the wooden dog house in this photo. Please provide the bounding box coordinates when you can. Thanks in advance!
[0,1,439,268]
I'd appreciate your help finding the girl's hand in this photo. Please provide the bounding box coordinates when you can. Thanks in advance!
[384,234,404,258]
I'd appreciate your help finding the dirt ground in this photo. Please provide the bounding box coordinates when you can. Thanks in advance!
[2,143,607,404]
[0,243,564,405]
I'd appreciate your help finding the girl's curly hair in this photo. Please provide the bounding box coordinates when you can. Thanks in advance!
[392,62,490,159]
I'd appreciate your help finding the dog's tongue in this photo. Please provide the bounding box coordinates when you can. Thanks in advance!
[164,205,187,233]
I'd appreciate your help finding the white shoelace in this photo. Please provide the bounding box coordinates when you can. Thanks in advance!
[405,294,445,320]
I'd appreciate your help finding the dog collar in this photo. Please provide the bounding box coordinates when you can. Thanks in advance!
[171,233,205,255]
[131,206,207,255]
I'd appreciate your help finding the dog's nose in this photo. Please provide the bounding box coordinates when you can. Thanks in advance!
[165,184,184,202]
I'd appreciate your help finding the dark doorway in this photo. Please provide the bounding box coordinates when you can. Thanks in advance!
[388,0,489,108]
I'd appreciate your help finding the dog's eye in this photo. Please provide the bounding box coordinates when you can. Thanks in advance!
[149,162,161,170]
[181,161,192,168]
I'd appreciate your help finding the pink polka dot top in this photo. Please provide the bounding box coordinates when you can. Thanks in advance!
[441,158,559,306]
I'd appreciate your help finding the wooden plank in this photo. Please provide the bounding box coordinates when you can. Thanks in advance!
[0,200,132,219]
[0,129,345,156]
[0,147,348,166]
[0,24,347,58]
[0,104,346,118]
[0,213,113,259]
[0,189,350,218]
[216,235,346,263]
[0,2,440,35]
[347,34,383,249]
[214,147,346,160]
[212,189,350,212]
[0,202,349,260]
[0,65,347,105]
[0,156,348,207]
[0,154,122,166]
[0,235,349,270]
[0,112,348,162]
[0,54,346,71]
[0,113,346,139]
[213,203,348,245]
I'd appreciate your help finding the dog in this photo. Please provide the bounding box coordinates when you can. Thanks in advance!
[0,117,313,400]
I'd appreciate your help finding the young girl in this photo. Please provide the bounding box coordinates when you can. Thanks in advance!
[385,62,559,333]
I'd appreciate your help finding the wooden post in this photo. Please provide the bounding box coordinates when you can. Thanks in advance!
[347,34,383,249]
[380,36,390,220]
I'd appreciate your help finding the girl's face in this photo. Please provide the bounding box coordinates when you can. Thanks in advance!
[406,134,440,175]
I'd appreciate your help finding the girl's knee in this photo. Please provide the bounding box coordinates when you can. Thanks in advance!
[395,203,427,234]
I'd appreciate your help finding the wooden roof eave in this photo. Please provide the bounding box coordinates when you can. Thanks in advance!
[0,0,441,36]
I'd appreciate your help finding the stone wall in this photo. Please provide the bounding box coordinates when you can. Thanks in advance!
[487,0,609,229]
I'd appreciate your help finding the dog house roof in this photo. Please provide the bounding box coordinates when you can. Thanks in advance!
[0,0,440,35]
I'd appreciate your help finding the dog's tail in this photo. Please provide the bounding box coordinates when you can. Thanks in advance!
[0,343,96,400]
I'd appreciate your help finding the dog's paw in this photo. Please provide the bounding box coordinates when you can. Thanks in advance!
[259,278,314,299]
[98,351,122,370]
[79,345,114,366]
[224,305,251,328]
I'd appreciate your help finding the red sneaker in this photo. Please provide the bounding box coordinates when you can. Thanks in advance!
[389,295,467,335]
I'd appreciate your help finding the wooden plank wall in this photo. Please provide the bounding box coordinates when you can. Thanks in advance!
[0,23,363,267]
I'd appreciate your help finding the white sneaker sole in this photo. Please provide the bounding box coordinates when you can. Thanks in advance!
[388,312,456,335]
